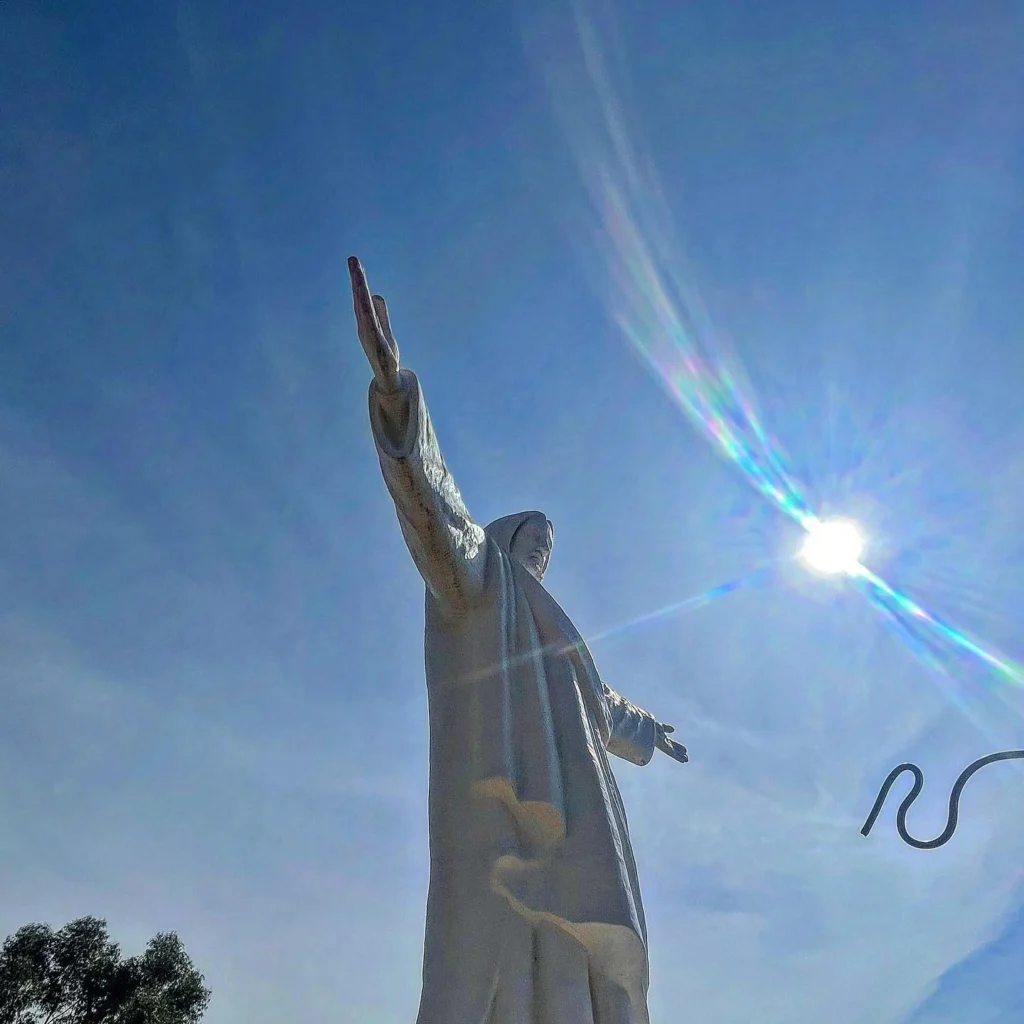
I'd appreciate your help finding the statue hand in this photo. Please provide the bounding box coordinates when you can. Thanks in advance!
[348,256,401,393]
[655,723,688,764]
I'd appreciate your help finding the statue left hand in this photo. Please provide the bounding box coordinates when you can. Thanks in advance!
[656,723,688,764]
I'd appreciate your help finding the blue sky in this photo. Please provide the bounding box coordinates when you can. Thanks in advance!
[3,1,1024,1021]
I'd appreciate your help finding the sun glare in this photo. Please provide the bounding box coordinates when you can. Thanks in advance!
[799,518,865,576]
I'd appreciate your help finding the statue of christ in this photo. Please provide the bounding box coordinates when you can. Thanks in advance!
[350,256,687,1024]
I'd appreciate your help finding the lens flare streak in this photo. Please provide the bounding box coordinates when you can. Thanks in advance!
[589,567,771,647]
[603,188,815,531]
[858,567,1024,686]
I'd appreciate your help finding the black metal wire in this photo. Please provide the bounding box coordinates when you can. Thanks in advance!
[860,750,1024,849]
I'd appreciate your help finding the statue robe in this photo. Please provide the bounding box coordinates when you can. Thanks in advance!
[369,369,658,1024]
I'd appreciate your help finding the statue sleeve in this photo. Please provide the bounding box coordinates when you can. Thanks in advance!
[369,368,488,614]
[602,684,658,766]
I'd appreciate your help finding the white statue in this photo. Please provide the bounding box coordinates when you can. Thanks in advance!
[350,257,688,1024]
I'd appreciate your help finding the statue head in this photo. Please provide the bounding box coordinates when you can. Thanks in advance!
[485,511,554,582]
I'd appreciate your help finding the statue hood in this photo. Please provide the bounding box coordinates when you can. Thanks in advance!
[485,511,553,557]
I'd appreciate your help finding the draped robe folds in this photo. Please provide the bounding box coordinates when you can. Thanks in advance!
[369,369,659,1024]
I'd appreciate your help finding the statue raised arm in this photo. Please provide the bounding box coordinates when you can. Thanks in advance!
[349,255,487,613]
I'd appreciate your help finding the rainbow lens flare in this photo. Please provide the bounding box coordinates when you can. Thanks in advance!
[555,2,1024,696]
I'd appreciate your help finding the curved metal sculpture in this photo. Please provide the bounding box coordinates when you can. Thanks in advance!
[861,750,1024,849]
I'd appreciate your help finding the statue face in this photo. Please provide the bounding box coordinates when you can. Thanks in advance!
[511,517,554,582]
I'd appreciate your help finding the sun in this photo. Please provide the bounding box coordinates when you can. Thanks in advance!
[799,518,866,576]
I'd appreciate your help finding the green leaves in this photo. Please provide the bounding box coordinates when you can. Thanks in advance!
[0,918,210,1024]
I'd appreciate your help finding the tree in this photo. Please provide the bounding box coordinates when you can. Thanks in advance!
[0,917,210,1024]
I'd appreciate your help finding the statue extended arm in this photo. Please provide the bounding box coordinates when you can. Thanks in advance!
[351,257,487,614]
[604,683,689,766]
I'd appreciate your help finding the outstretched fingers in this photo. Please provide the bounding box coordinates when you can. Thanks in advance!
[348,256,399,387]
[665,739,688,763]
[656,723,688,764]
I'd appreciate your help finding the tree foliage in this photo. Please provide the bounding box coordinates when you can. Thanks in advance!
[0,917,210,1024]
